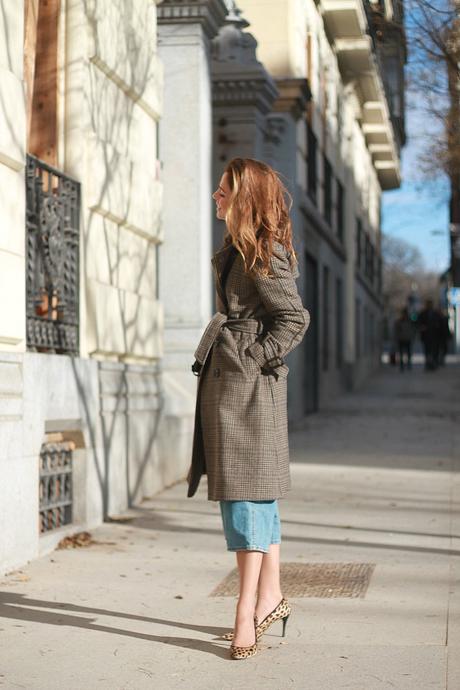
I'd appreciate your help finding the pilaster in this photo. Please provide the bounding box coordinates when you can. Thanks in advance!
[157,0,227,394]
[0,1,26,353]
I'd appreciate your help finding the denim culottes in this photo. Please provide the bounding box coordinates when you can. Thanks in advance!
[219,500,281,553]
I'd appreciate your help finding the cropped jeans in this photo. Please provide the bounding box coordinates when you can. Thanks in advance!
[219,500,281,553]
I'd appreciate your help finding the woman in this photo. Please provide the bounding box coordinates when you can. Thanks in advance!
[187,158,310,659]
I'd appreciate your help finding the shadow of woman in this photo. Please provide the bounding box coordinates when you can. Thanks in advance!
[0,591,231,658]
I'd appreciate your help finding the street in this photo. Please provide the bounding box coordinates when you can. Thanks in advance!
[1,358,459,690]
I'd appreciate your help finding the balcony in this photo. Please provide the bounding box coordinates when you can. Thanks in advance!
[321,0,368,39]
[320,0,401,190]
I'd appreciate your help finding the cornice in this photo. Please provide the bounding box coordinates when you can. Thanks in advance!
[157,0,228,39]
[273,78,311,120]
[212,76,278,114]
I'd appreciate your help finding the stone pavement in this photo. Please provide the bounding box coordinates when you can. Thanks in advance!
[1,357,459,690]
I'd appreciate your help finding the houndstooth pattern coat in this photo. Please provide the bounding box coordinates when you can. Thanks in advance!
[187,240,310,501]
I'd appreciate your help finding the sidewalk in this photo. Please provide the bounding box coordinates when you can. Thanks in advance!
[1,359,459,690]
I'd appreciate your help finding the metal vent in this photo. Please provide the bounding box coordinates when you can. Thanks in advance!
[39,439,74,533]
[210,562,375,598]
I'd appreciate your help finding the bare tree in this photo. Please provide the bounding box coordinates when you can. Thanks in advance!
[407,1,460,173]
[382,234,439,339]
[406,0,460,283]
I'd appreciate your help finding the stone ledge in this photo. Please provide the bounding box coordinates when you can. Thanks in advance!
[157,0,228,39]
[212,77,278,114]
[274,77,311,119]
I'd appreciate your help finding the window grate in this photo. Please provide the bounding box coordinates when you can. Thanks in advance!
[26,154,80,355]
[39,441,73,533]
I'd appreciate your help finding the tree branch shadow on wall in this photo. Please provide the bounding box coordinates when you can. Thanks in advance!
[70,1,165,519]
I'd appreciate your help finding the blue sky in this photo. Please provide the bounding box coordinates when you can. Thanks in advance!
[381,106,450,273]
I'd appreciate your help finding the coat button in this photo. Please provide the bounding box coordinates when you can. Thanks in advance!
[213,367,221,378]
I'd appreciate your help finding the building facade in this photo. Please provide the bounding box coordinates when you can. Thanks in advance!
[0,0,405,574]
[0,0,166,574]
[233,0,405,416]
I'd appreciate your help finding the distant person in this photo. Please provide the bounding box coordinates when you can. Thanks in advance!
[393,307,414,371]
[438,309,451,366]
[417,300,441,371]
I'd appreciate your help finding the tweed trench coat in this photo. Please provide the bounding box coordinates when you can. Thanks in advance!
[187,240,310,501]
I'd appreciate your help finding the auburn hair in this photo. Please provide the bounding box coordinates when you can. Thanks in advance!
[221,157,297,276]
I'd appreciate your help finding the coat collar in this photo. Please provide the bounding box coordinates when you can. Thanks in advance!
[211,244,238,311]
[211,243,233,268]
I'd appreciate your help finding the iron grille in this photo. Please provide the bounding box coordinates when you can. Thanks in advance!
[26,154,80,355]
[39,441,73,533]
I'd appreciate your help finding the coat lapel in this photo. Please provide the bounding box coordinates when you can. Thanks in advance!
[211,244,236,312]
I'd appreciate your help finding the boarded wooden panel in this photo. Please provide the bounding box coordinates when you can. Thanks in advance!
[29,0,60,164]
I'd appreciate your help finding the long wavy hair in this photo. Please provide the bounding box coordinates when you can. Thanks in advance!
[221,157,297,276]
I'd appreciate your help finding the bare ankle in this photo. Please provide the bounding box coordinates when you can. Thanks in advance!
[257,591,283,606]
[236,601,255,617]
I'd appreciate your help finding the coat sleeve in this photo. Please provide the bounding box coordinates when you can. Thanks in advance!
[245,250,310,370]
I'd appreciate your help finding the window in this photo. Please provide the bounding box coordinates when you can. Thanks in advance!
[307,124,318,204]
[337,91,343,142]
[370,312,375,353]
[364,305,369,355]
[323,155,332,227]
[337,180,344,242]
[356,219,363,270]
[336,278,343,368]
[370,244,375,284]
[365,234,371,279]
[322,265,329,371]
[364,235,375,283]
[377,254,382,293]
[355,298,361,359]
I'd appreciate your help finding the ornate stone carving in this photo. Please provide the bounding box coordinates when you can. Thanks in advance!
[211,3,255,64]
[211,4,278,112]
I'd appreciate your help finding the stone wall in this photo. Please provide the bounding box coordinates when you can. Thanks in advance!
[0,0,169,575]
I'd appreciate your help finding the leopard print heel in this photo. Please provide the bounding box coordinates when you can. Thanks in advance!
[223,598,291,642]
[256,598,291,639]
[230,616,258,660]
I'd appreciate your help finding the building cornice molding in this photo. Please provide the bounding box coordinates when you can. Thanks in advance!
[211,9,278,114]
[212,75,278,114]
[157,0,228,39]
[273,78,311,120]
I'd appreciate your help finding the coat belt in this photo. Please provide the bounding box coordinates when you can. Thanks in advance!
[192,313,263,374]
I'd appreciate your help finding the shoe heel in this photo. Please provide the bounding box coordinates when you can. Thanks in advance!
[282,614,290,637]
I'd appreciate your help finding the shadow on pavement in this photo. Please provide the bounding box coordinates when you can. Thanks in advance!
[0,591,232,657]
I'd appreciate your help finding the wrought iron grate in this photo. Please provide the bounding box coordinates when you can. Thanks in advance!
[39,441,74,533]
[210,562,376,598]
[26,154,80,355]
